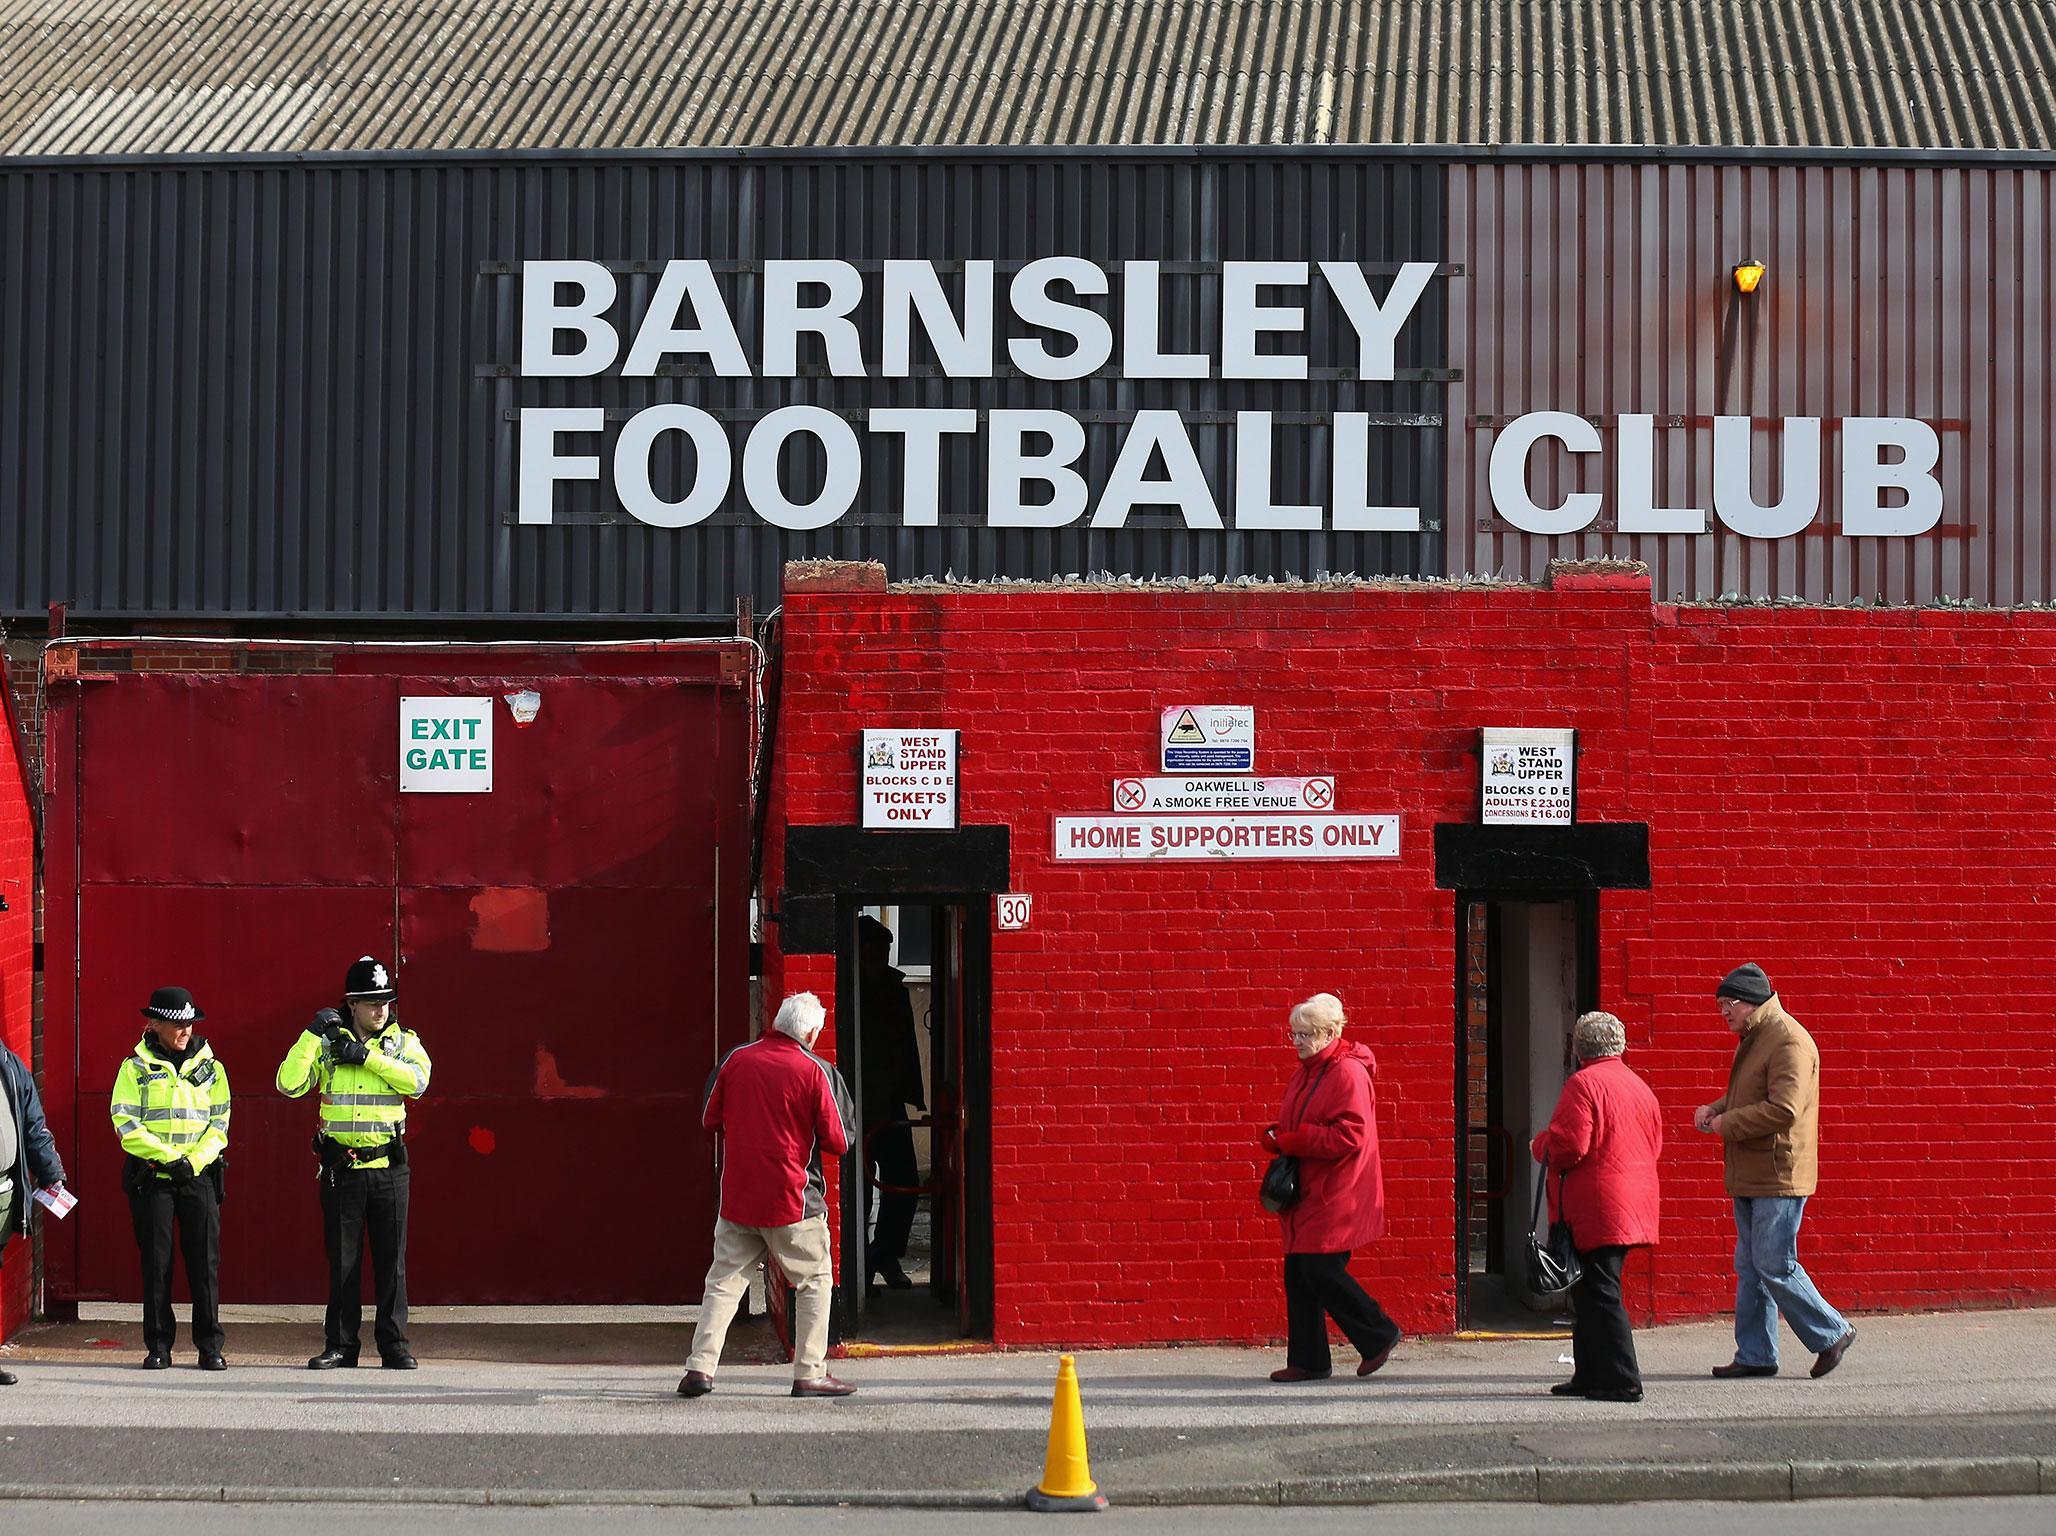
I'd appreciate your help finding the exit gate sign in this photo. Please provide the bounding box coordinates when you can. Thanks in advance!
[400,697,494,792]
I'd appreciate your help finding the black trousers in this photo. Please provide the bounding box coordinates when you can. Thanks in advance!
[1569,1245,1641,1391]
[1283,1252,1400,1372]
[320,1165,410,1355]
[863,1117,920,1268]
[127,1178,223,1357]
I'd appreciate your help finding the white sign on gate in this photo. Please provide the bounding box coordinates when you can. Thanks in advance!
[1480,728,1576,824]
[400,697,494,793]
[1053,813,1398,861]
[861,729,959,829]
[1113,775,1333,813]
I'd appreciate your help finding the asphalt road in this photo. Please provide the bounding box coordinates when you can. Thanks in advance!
[2,1498,2050,1535]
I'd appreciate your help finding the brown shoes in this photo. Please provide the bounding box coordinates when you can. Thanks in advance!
[677,1370,714,1398]
[791,1374,857,1397]
[1268,1365,1331,1382]
[1811,1327,1857,1379]
[1357,1334,1402,1376]
[1710,1361,1778,1378]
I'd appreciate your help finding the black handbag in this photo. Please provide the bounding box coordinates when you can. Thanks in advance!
[1260,1059,1334,1214]
[1524,1169,1583,1296]
[1259,1154,1301,1213]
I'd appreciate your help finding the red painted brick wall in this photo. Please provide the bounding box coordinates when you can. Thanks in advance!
[0,648,38,1341]
[767,570,2056,1347]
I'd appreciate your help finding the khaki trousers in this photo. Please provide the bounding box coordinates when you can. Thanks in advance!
[686,1214,834,1380]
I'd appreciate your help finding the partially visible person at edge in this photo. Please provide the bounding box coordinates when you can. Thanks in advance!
[1531,1010,1662,1403]
[1,1029,68,1386]
[679,991,858,1401]
[277,955,432,1372]
[857,914,926,1292]
[1261,992,1402,1383]
[1696,963,1858,1381]
[112,986,231,1372]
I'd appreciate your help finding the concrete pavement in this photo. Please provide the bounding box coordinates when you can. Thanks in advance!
[1,1306,2051,1508]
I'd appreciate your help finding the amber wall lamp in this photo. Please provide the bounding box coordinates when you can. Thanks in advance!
[1732,259,1767,295]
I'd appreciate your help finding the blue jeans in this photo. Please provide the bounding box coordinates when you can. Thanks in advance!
[1732,1196,1849,1366]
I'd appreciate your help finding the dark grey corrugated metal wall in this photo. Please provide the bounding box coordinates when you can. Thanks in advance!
[1449,161,2056,604]
[0,154,1448,622]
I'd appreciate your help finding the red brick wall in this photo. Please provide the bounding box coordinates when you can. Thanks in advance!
[768,571,2056,1346]
[0,648,38,1340]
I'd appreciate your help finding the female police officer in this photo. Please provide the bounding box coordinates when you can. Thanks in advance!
[111,986,229,1371]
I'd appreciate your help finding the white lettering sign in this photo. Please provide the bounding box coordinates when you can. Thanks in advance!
[861,730,959,829]
[514,259,1950,542]
[1053,813,1398,861]
[1481,728,1575,825]
[1490,415,1942,538]
[400,697,493,793]
[513,258,1435,532]
[1112,776,1333,813]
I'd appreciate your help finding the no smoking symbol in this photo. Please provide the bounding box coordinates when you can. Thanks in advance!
[1115,779,1147,810]
[1304,778,1334,809]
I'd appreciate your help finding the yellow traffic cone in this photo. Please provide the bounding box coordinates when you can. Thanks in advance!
[1025,1353,1109,1512]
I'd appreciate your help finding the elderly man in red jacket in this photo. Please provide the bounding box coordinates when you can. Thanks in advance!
[1532,1010,1663,1403]
[679,992,858,1400]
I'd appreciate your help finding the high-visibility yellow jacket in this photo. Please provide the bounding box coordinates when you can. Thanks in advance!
[275,1020,431,1169]
[110,1037,230,1176]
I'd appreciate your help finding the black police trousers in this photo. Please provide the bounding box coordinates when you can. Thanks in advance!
[128,1177,223,1357]
[320,1164,410,1356]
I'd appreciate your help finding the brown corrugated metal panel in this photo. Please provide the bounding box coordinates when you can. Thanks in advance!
[3,1,2055,155]
[1447,161,2056,604]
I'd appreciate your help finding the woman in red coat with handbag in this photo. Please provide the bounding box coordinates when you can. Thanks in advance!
[1261,993,1402,1382]
[1531,1010,1663,1402]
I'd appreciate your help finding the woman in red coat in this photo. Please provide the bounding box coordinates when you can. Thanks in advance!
[1261,993,1401,1382]
[1530,1010,1663,1402]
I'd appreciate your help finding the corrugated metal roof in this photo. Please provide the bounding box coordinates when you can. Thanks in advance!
[0,1,2051,156]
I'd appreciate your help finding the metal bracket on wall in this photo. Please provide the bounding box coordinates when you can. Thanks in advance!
[40,650,117,684]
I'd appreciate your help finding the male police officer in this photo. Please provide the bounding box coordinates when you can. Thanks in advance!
[112,986,230,1371]
[277,956,431,1370]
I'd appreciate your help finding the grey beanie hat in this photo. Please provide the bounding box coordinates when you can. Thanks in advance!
[1715,963,1774,1006]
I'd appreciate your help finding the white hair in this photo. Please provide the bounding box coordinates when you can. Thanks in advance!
[771,991,826,1045]
[1288,992,1347,1040]
[1573,1011,1628,1060]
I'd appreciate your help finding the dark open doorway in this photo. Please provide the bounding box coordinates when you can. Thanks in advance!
[835,895,994,1343]
[1433,821,1649,1336]
[776,823,1009,1347]
[1454,892,1597,1334]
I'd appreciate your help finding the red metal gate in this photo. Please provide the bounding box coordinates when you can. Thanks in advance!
[43,642,752,1305]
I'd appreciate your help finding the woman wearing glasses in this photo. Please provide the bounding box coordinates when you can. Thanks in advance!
[1261,993,1402,1382]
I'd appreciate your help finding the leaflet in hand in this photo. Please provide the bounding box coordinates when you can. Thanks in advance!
[32,1185,77,1220]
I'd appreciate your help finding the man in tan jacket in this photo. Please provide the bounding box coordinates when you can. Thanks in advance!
[1695,964,1858,1380]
